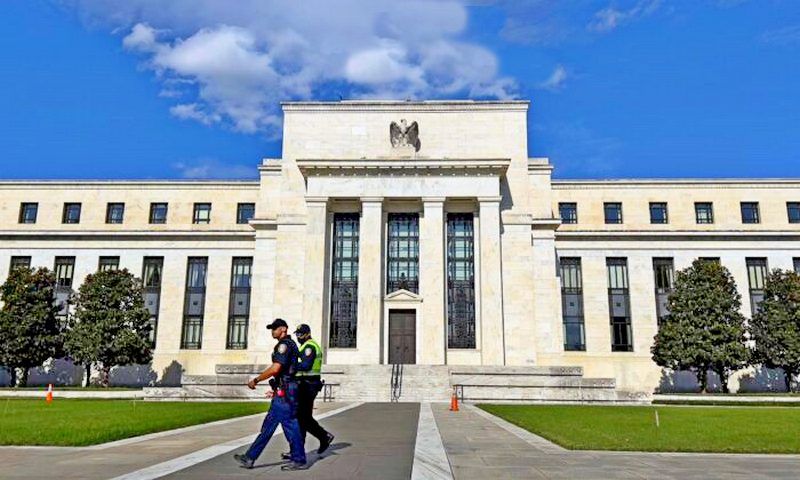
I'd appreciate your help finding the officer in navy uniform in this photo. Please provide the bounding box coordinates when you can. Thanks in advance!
[234,318,308,471]
[281,324,334,459]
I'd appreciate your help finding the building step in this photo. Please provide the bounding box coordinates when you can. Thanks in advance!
[145,364,646,403]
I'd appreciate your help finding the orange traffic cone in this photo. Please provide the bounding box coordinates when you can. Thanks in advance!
[449,390,459,412]
[45,384,53,404]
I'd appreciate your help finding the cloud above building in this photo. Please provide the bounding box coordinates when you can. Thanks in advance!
[65,0,517,135]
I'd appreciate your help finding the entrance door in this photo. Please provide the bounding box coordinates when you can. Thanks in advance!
[389,309,416,364]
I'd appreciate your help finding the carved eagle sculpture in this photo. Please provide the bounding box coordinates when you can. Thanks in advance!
[389,119,421,152]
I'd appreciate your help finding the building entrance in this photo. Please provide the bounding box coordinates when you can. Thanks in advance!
[388,309,416,364]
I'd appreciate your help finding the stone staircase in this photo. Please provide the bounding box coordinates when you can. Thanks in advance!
[144,364,649,404]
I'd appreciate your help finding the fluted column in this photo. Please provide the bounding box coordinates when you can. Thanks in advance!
[356,197,384,363]
[301,197,329,347]
[420,197,446,364]
[478,196,505,365]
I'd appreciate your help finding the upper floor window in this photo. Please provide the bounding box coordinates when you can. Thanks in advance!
[794,258,800,274]
[106,203,125,224]
[604,202,623,224]
[236,203,255,224]
[193,203,211,224]
[62,203,81,224]
[649,202,668,224]
[695,202,714,224]
[787,202,800,224]
[741,202,760,224]
[19,203,38,224]
[10,256,32,270]
[98,256,120,271]
[559,203,578,224]
[149,203,168,224]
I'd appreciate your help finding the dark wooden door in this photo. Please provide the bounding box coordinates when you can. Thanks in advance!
[389,310,416,364]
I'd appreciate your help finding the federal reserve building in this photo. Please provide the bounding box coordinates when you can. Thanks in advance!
[2,100,800,401]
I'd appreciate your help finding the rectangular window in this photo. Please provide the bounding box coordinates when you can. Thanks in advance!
[559,203,578,224]
[604,202,623,224]
[741,202,760,224]
[62,203,82,224]
[142,257,164,347]
[98,256,120,271]
[653,258,675,326]
[54,256,75,319]
[9,256,31,270]
[746,258,768,316]
[193,203,212,224]
[329,213,359,348]
[607,258,633,352]
[447,213,476,349]
[695,202,714,224]
[788,202,800,224]
[181,257,208,349]
[387,213,419,294]
[649,202,668,224]
[795,258,800,274]
[227,257,253,349]
[106,203,125,224]
[19,203,38,224]
[149,203,168,224]
[236,203,255,224]
[559,257,585,351]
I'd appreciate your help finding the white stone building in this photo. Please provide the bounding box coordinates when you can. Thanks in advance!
[1,100,799,396]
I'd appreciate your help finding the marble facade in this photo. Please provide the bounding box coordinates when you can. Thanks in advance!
[1,100,799,395]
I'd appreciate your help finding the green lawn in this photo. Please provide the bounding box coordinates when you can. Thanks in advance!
[0,399,267,446]
[479,404,800,453]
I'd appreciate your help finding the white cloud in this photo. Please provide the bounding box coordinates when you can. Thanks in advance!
[537,65,568,91]
[172,159,256,179]
[760,25,800,46]
[588,0,662,33]
[65,0,516,135]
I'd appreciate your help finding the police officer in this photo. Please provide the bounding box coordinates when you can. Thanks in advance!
[286,324,334,457]
[234,318,308,471]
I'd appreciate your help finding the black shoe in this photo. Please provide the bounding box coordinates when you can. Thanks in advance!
[317,432,335,454]
[233,453,254,469]
[281,451,291,460]
[281,462,309,471]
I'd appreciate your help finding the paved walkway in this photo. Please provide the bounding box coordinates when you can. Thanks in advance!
[4,402,800,479]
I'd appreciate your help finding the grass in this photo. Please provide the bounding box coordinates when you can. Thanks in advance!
[479,404,800,454]
[654,399,800,407]
[0,399,267,446]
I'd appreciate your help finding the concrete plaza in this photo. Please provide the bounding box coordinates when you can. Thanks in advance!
[2,402,800,479]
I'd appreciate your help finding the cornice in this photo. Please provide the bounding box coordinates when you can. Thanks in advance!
[0,180,259,190]
[552,178,800,189]
[0,230,255,241]
[555,230,800,241]
[296,158,510,176]
[282,100,529,113]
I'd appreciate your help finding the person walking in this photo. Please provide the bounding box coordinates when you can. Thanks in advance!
[234,318,308,471]
[290,324,335,456]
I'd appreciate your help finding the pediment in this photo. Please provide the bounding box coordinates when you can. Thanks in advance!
[384,289,423,303]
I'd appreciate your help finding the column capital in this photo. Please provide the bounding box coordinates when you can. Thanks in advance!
[305,196,329,205]
[477,196,503,205]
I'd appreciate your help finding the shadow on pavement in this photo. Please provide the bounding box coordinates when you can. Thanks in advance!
[252,442,352,470]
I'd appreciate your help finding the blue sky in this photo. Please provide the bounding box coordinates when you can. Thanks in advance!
[1,0,798,180]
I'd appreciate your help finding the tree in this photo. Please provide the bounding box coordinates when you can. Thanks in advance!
[750,269,800,392]
[64,269,152,387]
[0,267,62,387]
[652,259,749,393]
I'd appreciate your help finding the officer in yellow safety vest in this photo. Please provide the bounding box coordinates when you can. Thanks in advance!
[282,324,334,459]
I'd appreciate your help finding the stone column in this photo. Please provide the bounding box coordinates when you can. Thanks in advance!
[302,197,329,348]
[420,197,446,364]
[478,197,505,365]
[356,197,384,364]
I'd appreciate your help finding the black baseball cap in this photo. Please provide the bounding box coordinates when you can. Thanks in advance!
[266,318,288,330]
[295,324,311,335]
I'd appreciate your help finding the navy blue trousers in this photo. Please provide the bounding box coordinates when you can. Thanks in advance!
[244,388,306,464]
